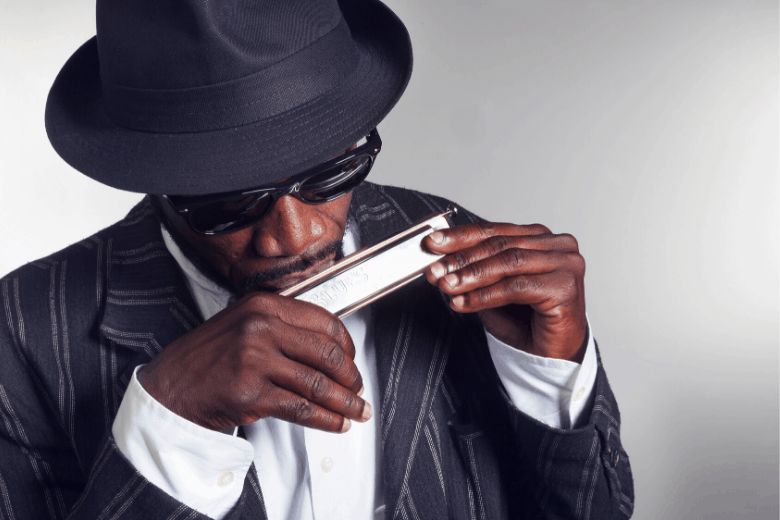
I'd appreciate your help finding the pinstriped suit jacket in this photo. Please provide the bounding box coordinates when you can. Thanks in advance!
[0,182,633,520]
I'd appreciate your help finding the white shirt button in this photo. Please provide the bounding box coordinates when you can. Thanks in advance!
[574,387,585,401]
[217,470,235,487]
[321,456,334,473]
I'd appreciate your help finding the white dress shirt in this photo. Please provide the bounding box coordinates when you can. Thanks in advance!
[112,222,597,520]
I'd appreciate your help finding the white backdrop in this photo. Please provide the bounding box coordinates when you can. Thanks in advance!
[0,0,777,518]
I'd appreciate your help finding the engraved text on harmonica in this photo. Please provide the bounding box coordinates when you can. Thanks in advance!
[293,228,444,313]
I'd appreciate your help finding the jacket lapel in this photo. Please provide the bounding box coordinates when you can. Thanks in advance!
[99,197,202,361]
[351,183,455,519]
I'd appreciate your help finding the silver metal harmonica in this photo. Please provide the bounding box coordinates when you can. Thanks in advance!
[280,206,458,318]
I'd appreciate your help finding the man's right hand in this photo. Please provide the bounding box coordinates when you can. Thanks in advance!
[138,293,370,433]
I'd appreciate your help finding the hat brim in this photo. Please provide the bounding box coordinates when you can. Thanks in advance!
[45,0,412,196]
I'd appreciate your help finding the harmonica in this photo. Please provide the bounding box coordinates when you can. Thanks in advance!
[280,206,458,318]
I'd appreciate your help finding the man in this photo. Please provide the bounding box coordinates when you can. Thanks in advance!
[0,0,633,518]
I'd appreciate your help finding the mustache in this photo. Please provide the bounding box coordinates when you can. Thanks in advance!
[237,240,344,297]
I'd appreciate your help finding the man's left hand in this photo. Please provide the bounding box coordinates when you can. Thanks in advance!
[424,222,587,363]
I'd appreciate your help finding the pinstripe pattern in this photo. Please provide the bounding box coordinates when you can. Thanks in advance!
[576,432,600,520]
[113,241,165,257]
[91,237,104,306]
[0,384,61,520]
[2,279,63,433]
[95,473,141,520]
[0,183,633,519]
[106,478,149,520]
[464,468,477,520]
[67,440,115,517]
[424,424,447,502]
[463,432,488,520]
[0,469,14,520]
[380,302,413,444]
[392,313,451,520]
[164,504,188,520]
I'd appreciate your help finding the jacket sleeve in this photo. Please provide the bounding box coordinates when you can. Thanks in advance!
[414,189,634,518]
[63,433,265,520]
[500,341,634,519]
[0,280,265,520]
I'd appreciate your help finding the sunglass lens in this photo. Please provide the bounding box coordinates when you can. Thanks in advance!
[299,155,373,202]
[190,193,272,234]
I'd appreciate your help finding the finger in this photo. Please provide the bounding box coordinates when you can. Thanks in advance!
[426,234,578,283]
[449,272,577,314]
[246,294,356,359]
[269,359,371,424]
[265,385,353,433]
[276,324,363,395]
[437,250,579,295]
[424,222,554,254]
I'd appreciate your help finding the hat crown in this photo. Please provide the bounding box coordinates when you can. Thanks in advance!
[46,0,413,195]
[97,0,343,89]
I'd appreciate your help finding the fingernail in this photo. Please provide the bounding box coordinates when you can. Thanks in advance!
[429,231,444,244]
[340,418,352,433]
[357,385,364,397]
[452,295,465,307]
[361,402,373,422]
[430,263,445,279]
[444,273,458,287]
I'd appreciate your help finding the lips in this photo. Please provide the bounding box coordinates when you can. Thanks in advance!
[269,258,336,291]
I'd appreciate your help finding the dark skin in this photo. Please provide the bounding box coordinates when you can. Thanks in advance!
[141,168,588,434]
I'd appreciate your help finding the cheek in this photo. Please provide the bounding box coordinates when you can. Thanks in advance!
[328,193,353,223]
[192,233,252,275]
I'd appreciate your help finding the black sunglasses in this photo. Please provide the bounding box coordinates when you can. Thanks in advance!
[165,129,381,235]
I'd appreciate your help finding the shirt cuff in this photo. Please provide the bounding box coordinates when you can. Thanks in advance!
[485,316,598,429]
[112,365,255,519]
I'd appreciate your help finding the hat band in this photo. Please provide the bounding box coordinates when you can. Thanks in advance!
[101,17,360,133]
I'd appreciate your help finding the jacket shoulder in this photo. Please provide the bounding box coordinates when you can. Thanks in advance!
[1,198,151,285]
[0,198,154,333]
[355,182,485,227]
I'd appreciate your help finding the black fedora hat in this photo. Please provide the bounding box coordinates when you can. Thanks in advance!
[45,0,412,196]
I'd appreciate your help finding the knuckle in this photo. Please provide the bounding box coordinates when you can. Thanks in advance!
[236,316,272,340]
[319,340,345,370]
[486,235,510,254]
[325,314,347,341]
[349,370,363,392]
[530,223,552,235]
[478,288,494,304]
[512,276,527,293]
[478,222,498,237]
[342,392,359,414]
[339,363,362,392]
[558,233,579,251]
[236,343,267,371]
[230,379,266,407]
[463,261,484,283]
[452,251,470,270]
[506,248,526,268]
[309,372,331,400]
[292,399,316,423]
[512,276,540,293]
[245,292,273,311]
[570,253,586,275]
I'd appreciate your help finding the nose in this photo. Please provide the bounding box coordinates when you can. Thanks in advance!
[250,194,325,257]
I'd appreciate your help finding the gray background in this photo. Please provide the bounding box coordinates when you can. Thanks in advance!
[0,0,777,518]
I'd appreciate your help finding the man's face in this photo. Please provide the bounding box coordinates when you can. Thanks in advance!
[157,191,353,296]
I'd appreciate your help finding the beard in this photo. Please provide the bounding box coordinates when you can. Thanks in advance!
[149,196,345,299]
